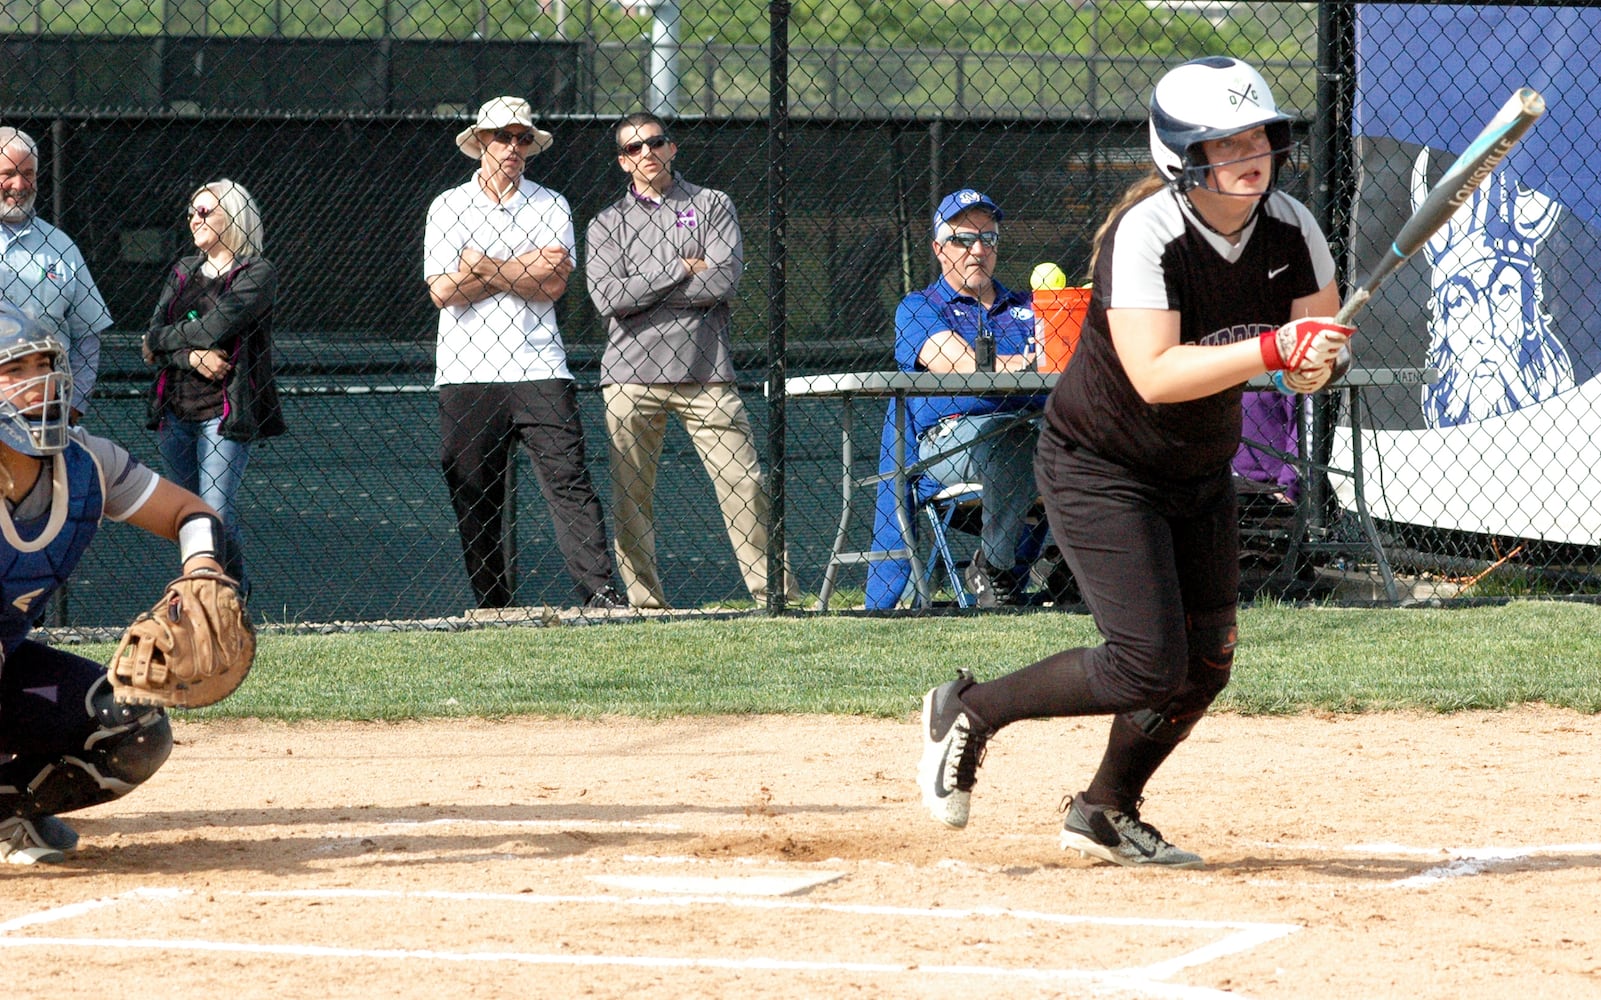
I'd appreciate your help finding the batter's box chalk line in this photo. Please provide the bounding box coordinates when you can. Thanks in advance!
[0,885,1297,999]
[1244,839,1601,888]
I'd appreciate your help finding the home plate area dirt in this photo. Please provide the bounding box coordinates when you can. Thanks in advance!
[4,709,1599,999]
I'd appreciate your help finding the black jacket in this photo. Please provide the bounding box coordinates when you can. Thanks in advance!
[145,253,286,442]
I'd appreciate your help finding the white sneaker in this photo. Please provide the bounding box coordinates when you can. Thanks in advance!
[1,817,67,865]
[917,670,991,829]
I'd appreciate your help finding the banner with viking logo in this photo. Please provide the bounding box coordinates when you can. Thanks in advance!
[1349,3,1601,544]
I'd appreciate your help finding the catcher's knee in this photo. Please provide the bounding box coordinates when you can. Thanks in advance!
[1126,608,1237,745]
[88,677,175,787]
[10,679,174,818]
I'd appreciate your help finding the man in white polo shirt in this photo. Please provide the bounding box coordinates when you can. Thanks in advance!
[423,96,623,610]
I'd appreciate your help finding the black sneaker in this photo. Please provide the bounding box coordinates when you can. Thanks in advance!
[584,586,627,611]
[1059,795,1203,869]
[33,815,78,852]
[965,551,1030,607]
[917,669,992,828]
[1039,545,1081,606]
[962,554,997,608]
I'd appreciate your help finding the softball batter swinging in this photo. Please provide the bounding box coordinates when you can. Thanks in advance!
[918,56,1352,868]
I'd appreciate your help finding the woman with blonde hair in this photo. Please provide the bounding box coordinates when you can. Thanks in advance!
[143,179,285,593]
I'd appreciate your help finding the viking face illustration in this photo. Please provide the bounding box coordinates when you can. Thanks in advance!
[1414,153,1570,427]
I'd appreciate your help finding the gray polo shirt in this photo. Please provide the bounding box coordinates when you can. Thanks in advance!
[585,176,743,386]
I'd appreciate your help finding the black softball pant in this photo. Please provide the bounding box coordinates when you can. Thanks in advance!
[1037,426,1239,710]
[439,380,616,608]
[1,640,172,820]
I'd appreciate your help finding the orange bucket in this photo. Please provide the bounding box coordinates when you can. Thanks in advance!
[1032,287,1090,372]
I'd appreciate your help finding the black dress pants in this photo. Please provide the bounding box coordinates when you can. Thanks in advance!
[439,380,614,608]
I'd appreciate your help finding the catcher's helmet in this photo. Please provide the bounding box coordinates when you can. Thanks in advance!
[1149,56,1294,193]
[0,299,72,456]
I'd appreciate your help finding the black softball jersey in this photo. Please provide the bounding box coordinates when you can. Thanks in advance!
[1046,188,1335,483]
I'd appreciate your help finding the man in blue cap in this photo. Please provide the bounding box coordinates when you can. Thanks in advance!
[865,189,1046,608]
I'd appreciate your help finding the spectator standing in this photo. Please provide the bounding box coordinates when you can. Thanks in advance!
[865,189,1046,609]
[585,112,793,609]
[424,97,623,611]
[143,179,284,592]
[0,127,111,420]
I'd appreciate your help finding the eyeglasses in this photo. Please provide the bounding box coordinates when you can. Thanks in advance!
[188,205,219,220]
[944,231,1000,250]
[619,134,672,156]
[490,129,539,148]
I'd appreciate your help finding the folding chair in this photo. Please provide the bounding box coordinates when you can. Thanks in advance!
[919,482,984,607]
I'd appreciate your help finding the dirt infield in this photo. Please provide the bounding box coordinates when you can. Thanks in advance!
[5,708,1600,999]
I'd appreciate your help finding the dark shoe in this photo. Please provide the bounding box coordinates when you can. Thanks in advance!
[1039,545,1081,606]
[0,817,66,865]
[963,551,1026,608]
[33,815,78,852]
[584,586,627,611]
[962,555,999,608]
[917,669,993,829]
[1059,795,1203,869]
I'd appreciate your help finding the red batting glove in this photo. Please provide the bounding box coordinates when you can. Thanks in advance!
[1260,317,1354,371]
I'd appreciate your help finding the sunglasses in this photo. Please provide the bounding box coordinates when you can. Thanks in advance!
[188,205,219,220]
[619,134,672,156]
[944,231,1000,250]
[490,129,539,148]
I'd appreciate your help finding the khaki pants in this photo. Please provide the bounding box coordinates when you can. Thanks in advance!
[603,382,795,609]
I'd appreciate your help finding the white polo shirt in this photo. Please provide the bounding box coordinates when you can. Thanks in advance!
[423,175,576,385]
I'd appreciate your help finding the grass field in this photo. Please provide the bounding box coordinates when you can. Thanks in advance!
[70,600,1601,721]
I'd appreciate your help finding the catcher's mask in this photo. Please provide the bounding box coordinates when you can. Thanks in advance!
[1149,56,1295,195]
[0,299,72,456]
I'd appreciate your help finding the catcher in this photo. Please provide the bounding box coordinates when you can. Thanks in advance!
[0,300,251,866]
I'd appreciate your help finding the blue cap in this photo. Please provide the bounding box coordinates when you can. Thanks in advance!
[933,188,1003,232]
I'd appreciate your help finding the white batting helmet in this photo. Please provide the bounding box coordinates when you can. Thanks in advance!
[1149,56,1294,192]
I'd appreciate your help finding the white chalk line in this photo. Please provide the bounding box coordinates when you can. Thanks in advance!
[1240,840,1601,889]
[0,886,1296,999]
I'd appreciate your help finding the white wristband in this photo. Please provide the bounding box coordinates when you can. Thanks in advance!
[178,513,222,564]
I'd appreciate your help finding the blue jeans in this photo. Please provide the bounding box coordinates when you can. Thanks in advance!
[156,415,251,592]
[918,411,1040,570]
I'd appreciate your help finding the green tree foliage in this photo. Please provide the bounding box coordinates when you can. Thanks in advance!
[12,0,1311,61]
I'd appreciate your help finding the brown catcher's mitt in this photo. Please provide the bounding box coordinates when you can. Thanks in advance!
[109,570,256,708]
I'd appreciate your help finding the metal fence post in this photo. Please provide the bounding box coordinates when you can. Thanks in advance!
[767,0,789,613]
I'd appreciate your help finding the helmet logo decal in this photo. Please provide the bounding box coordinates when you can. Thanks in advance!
[1227,83,1262,111]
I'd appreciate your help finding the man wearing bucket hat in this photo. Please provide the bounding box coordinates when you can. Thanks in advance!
[423,96,624,611]
[865,188,1047,610]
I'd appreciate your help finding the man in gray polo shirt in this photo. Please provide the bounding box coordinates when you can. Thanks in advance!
[585,113,793,609]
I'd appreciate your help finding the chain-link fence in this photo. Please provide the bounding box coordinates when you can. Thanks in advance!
[3,1,1598,627]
